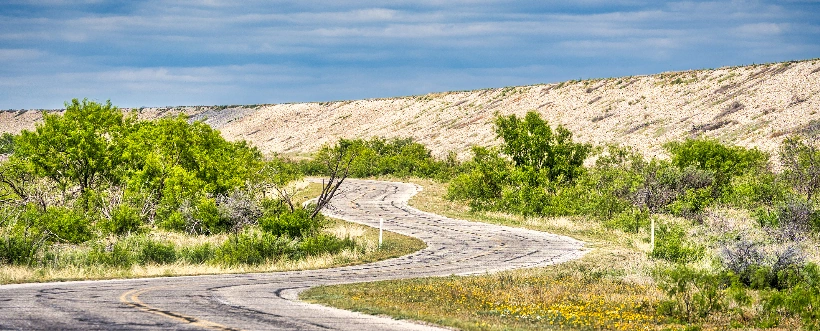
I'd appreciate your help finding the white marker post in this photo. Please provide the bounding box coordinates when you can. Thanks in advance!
[651,217,655,253]
[379,218,384,248]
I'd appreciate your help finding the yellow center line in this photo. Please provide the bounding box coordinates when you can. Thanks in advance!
[119,286,243,331]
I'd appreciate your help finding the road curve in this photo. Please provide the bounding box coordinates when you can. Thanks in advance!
[0,179,585,331]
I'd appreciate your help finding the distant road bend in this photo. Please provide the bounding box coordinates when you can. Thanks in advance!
[0,179,585,331]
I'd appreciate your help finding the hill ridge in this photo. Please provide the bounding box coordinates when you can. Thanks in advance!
[2,59,819,163]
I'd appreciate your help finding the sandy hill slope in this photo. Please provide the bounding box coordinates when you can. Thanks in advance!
[3,59,819,163]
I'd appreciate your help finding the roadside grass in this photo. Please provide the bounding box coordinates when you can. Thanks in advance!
[305,251,664,331]
[0,183,425,285]
[303,178,783,330]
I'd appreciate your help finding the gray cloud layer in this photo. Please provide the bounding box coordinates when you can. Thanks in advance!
[1,0,818,109]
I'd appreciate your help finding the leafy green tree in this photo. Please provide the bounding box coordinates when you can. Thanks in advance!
[495,111,591,184]
[118,115,263,226]
[664,138,768,196]
[15,99,127,205]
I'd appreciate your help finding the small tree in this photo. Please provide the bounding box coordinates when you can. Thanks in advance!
[15,99,127,208]
[495,111,591,184]
[310,140,358,219]
[780,136,820,202]
[256,157,303,212]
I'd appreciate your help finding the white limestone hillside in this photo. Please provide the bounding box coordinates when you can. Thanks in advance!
[3,59,819,163]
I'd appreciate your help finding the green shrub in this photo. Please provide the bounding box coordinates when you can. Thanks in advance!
[667,187,714,218]
[136,239,177,264]
[761,263,820,330]
[650,224,704,263]
[179,243,215,264]
[85,240,135,267]
[214,230,297,266]
[193,197,228,234]
[724,172,790,209]
[157,210,187,233]
[495,111,592,184]
[446,147,510,210]
[303,137,460,180]
[780,136,820,202]
[0,132,15,154]
[81,235,179,267]
[101,204,143,235]
[753,207,779,228]
[157,197,231,235]
[259,208,325,238]
[665,138,768,196]
[604,208,649,233]
[0,230,47,265]
[299,233,355,256]
[35,207,92,244]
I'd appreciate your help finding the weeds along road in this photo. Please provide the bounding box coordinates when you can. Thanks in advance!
[0,179,585,331]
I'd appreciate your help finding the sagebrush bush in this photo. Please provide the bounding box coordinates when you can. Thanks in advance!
[754,198,820,237]
[215,189,261,231]
[719,239,806,290]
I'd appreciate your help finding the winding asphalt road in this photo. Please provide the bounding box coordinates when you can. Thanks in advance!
[0,179,585,330]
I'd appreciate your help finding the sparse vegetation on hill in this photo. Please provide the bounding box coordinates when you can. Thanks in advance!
[3,60,818,164]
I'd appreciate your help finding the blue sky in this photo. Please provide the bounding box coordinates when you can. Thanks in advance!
[1,1,818,110]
